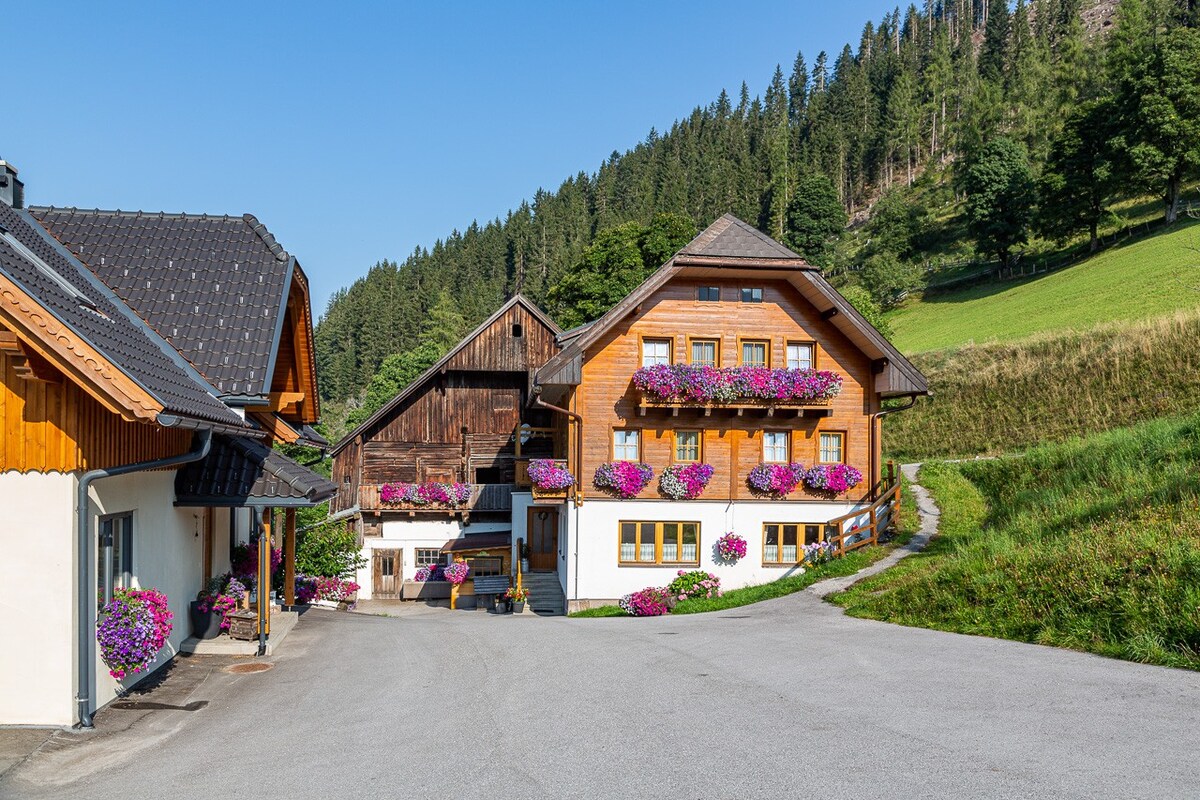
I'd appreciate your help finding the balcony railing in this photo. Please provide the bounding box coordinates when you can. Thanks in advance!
[359,483,515,514]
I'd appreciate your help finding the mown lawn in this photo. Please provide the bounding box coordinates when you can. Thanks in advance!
[834,417,1200,670]
[887,219,1200,354]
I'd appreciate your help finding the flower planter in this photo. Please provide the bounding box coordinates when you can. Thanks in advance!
[402,580,452,600]
[188,600,223,640]
[531,486,569,503]
[512,601,526,614]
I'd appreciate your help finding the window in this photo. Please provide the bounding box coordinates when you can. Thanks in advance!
[613,429,640,461]
[641,338,672,367]
[698,286,720,302]
[740,339,769,367]
[380,553,396,577]
[819,432,845,463]
[763,523,835,565]
[689,338,719,367]
[98,513,133,601]
[740,287,763,303]
[674,430,701,462]
[787,342,815,371]
[466,556,503,577]
[511,323,524,338]
[619,521,700,565]
[763,431,789,463]
[415,548,442,568]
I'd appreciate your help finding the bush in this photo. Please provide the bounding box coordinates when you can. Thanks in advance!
[297,522,367,579]
[667,570,722,601]
[619,587,671,616]
[859,251,924,308]
[838,285,893,338]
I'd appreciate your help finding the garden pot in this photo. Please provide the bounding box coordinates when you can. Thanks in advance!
[512,601,526,614]
[189,601,222,640]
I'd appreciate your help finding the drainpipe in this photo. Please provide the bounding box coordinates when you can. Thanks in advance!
[872,393,922,495]
[76,427,213,728]
[532,387,584,607]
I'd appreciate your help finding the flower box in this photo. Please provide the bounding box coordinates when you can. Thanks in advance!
[379,481,473,509]
[528,459,575,503]
[532,486,570,503]
[402,580,452,600]
[633,364,842,406]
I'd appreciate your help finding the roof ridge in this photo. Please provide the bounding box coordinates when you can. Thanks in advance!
[30,205,247,223]
[241,213,289,262]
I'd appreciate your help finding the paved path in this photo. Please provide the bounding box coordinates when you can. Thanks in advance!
[5,470,1200,799]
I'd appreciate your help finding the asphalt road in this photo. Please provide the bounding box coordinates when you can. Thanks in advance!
[5,595,1199,800]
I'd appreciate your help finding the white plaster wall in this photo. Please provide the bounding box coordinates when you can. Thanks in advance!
[564,499,863,603]
[88,470,205,712]
[0,471,77,726]
[356,517,513,598]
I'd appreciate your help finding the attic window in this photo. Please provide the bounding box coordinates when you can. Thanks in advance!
[698,286,720,302]
[740,287,763,303]
[511,323,523,338]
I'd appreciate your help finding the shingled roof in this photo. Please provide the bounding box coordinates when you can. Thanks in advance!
[676,213,802,261]
[174,434,337,508]
[0,203,247,428]
[30,207,295,397]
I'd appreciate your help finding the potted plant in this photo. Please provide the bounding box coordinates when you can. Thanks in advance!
[715,532,748,564]
[593,461,654,499]
[505,585,529,614]
[191,575,246,639]
[97,588,174,680]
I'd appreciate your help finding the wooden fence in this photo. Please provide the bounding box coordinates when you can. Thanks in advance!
[824,462,902,557]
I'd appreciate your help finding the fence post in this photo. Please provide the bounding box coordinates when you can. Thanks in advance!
[889,459,901,534]
[869,506,878,546]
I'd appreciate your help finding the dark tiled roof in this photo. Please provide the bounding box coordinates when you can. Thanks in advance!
[30,207,293,396]
[0,204,246,427]
[677,213,803,260]
[441,532,511,553]
[174,435,337,508]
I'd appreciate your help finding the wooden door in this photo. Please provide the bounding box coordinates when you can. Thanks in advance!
[372,549,401,599]
[527,508,558,572]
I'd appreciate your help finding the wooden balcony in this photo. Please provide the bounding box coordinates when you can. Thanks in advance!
[359,483,515,515]
[636,393,832,418]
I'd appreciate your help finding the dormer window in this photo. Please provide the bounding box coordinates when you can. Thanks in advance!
[740,287,763,303]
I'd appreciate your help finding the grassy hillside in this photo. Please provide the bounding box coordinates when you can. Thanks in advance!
[887,219,1200,353]
[884,311,1200,461]
[833,416,1200,670]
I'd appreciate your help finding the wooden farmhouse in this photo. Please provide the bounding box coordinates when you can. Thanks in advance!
[334,214,927,613]
[0,160,334,726]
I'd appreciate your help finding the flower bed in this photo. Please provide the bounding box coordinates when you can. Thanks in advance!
[803,541,836,565]
[633,364,842,405]
[658,463,714,500]
[618,586,671,616]
[594,461,654,498]
[715,532,748,563]
[747,463,806,496]
[804,463,863,493]
[526,459,575,491]
[380,481,473,507]
[97,588,174,680]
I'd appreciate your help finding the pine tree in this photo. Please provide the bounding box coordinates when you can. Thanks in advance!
[1037,99,1121,251]
[979,0,1011,82]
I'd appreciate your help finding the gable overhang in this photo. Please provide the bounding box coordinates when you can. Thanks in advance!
[329,294,561,457]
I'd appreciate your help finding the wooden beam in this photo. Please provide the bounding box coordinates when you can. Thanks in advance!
[267,391,305,413]
[0,330,60,383]
[249,411,300,444]
[821,307,840,320]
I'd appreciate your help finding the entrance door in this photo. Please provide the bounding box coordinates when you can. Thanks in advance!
[372,549,401,599]
[527,508,559,572]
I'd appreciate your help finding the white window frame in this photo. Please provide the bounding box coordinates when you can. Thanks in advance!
[613,429,641,461]
[641,338,672,367]
[763,432,789,463]
[819,432,845,464]
[99,512,134,603]
[787,342,815,371]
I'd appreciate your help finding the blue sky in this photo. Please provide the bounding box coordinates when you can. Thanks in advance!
[7,1,899,314]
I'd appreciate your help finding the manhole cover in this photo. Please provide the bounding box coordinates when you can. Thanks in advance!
[224,662,274,674]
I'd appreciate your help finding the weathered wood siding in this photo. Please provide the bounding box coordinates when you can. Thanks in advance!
[0,351,191,472]
[442,303,559,373]
[573,278,880,503]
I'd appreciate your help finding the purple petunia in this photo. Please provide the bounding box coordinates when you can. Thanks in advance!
[380,481,473,507]
[633,364,842,405]
[658,463,715,500]
[527,459,575,490]
[804,464,863,493]
[747,463,807,496]
[594,461,654,498]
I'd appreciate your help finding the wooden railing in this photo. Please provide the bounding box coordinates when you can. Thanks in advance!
[358,483,515,513]
[824,463,902,557]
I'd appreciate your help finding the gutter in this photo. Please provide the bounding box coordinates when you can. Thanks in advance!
[532,386,584,606]
[871,393,922,498]
[76,429,213,729]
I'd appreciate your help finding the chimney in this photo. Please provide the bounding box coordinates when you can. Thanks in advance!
[0,160,24,208]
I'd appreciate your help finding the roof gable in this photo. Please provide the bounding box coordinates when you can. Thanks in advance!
[677,213,802,260]
[330,294,561,454]
[30,207,295,397]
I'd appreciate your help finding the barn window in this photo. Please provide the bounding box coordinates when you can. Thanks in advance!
[511,323,524,338]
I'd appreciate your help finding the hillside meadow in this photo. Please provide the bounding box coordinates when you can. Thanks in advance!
[833,415,1200,670]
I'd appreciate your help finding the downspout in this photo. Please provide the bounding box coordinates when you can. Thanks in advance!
[532,387,584,606]
[76,427,213,729]
[873,393,922,494]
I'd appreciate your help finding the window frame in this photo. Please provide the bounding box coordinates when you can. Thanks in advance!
[762,522,836,566]
[739,287,764,303]
[611,428,642,462]
[672,429,703,463]
[414,548,442,568]
[687,336,721,368]
[98,512,134,602]
[762,430,790,463]
[640,336,673,367]
[737,337,771,368]
[786,340,816,371]
[697,286,720,302]
[818,431,846,464]
[465,555,504,577]
[618,520,702,567]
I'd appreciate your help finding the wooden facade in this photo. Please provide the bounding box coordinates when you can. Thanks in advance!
[566,278,881,504]
[268,268,320,426]
[330,297,562,515]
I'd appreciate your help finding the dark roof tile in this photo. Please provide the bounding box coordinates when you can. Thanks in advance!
[174,434,337,507]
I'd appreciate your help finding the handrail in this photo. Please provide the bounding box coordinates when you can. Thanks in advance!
[824,471,902,557]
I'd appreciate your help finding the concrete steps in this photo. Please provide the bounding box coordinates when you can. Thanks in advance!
[521,573,565,616]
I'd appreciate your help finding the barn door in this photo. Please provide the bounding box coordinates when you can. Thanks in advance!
[372,549,401,599]
[527,508,558,572]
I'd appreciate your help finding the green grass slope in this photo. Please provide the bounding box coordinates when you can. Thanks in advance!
[887,219,1200,353]
[884,311,1200,461]
[833,416,1200,670]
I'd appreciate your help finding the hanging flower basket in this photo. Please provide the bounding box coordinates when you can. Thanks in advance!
[594,461,654,499]
[747,463,806,497]
[97,588,174,681]
[715,532,748,563]
[633,364,842,405]
[804,464,863,494]
[380,481,473,508]
[658,463,715,500]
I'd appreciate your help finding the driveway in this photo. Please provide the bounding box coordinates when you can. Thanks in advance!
[4,595,1199,800]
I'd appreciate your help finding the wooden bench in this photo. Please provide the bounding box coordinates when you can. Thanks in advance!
[472,575,511,611]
